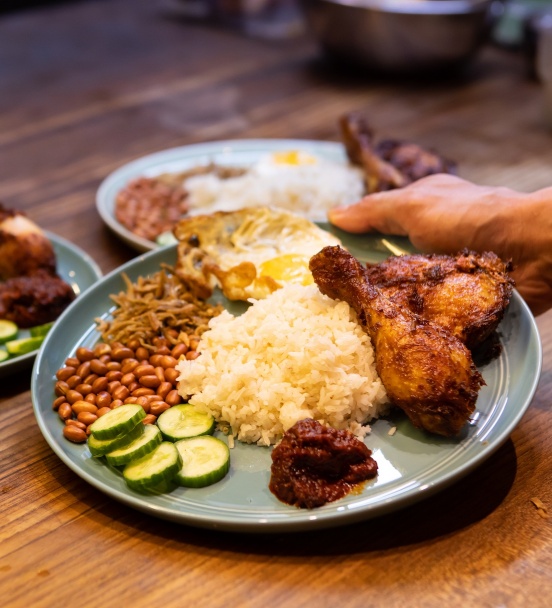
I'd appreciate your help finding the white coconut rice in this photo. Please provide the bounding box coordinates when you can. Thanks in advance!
[176,283,389,446]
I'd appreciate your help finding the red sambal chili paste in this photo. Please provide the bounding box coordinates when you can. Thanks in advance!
[269,418,378,509]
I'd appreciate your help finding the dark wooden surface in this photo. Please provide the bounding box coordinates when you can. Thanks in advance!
[1,1,551,606]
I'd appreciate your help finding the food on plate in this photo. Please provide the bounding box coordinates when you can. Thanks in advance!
[269,418,378,509]
[173,207,342,301]
[115,176,189,242]
[310,246,484,437]
[0,204,77,358]
[339,112,456,193]
[364,250,514,350]
[0,270,76,329]
[95,266,223,348]
[176,282,389,446]
[80,401,229,492]
[54,337,199,443]
[0,204,57,280]
[114,164,248,243]
[183,149,365,222]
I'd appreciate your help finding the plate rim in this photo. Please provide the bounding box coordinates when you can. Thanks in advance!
[31,244,543,532]
[96,138,352,253]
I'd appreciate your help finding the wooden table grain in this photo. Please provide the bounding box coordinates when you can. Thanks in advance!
[1,1,551,607]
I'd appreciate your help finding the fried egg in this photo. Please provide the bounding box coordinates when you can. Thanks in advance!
[173,207,342,301]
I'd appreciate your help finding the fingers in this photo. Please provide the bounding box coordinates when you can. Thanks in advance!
[328,192,410,236]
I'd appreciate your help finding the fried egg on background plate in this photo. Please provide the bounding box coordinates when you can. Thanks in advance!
[173,207,342,301]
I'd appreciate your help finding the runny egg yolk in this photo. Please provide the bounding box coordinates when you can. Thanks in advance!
[271,150,318,166]
[259,254,314,285]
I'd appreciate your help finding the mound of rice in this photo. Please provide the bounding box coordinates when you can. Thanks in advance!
[176,283,389,446]
[185,155,365,223]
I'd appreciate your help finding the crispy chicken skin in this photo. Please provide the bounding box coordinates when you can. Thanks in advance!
[310,246,484,437]
[364,250,514,350]
[339,112,456,193]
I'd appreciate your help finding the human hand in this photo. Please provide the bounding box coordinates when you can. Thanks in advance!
[328,174,552,316]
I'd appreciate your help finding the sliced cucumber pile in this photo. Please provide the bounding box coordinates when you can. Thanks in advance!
[86,403,230,493]
[0,319,54,362]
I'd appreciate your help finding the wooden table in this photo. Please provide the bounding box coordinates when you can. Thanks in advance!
[1,1,551,606]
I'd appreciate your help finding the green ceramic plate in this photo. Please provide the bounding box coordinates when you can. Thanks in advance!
[31,239,542,532]
[0,232,102,377]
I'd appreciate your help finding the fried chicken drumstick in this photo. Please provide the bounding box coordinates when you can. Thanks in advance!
[364,250,514,350]
[310,246,484,437]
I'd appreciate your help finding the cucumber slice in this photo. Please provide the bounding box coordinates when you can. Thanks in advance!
[5,335,44,355]
[175,436,230,488]
[88,421,145,457]
[30,321,54,337]
[0,349,9,362]
[156,230,177,247]
[89,404,146,440]
[157,404,215,441]
[0,320,18,344]
[123,442,182,491]
[106,424,162,466]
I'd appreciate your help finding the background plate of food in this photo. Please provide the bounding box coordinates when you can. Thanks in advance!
[0,225,102,377]
[96,138,375,252]
[30,219,541,532]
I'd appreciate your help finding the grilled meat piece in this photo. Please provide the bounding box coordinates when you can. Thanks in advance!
[0,270,76,328]
[364,250,514,350]
[0,204,56,280]
[310,246,484,437]
[339,112,456,193]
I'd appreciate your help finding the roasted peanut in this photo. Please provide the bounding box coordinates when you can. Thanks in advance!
[76,360,91,378]
[53,396,67,411]
[96,406,112,417]
[84,393,97,404]
[77,411,98,426]
[72,401,98,415]
[142,414,157,425]
[156,381,172,399]
[90,359,108,375]
[66,375,82,389]
[164,368,179,384]
[58,403,73,420]
[120,372,136,386]
[76,347,95,362]
[106,370,123,382]
[56,366,77,382]
[92,376,109,393]
[106,361,122,372]
[96,391,112,408]
[121,358,139,374]
[185,350,200,361]
[65,357,80,368]
[75,383,92,396]
[84,373,99,385]
[165,390,181,406]
[171,343,188,359]
[160,355,177,369]
[134,364,155,378]
[135,346,149,361]
[65,419,86,430]
[112,385,130,401]
[139,374,161,389]
[66,390,84,404]
[111,346,134,361]
[131,386,155,397]
[149,354,164,367]
[63,425,87,443]
[150,401,170,416]
[93,343,112,357]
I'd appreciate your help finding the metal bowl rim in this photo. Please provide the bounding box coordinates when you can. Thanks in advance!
[302,0,494,16]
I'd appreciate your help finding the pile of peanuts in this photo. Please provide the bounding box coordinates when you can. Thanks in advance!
[53,336,200,443]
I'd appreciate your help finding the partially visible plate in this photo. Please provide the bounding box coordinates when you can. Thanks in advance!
[0,232,102,377]
[96,139,359,252]
[31,236,542,532]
